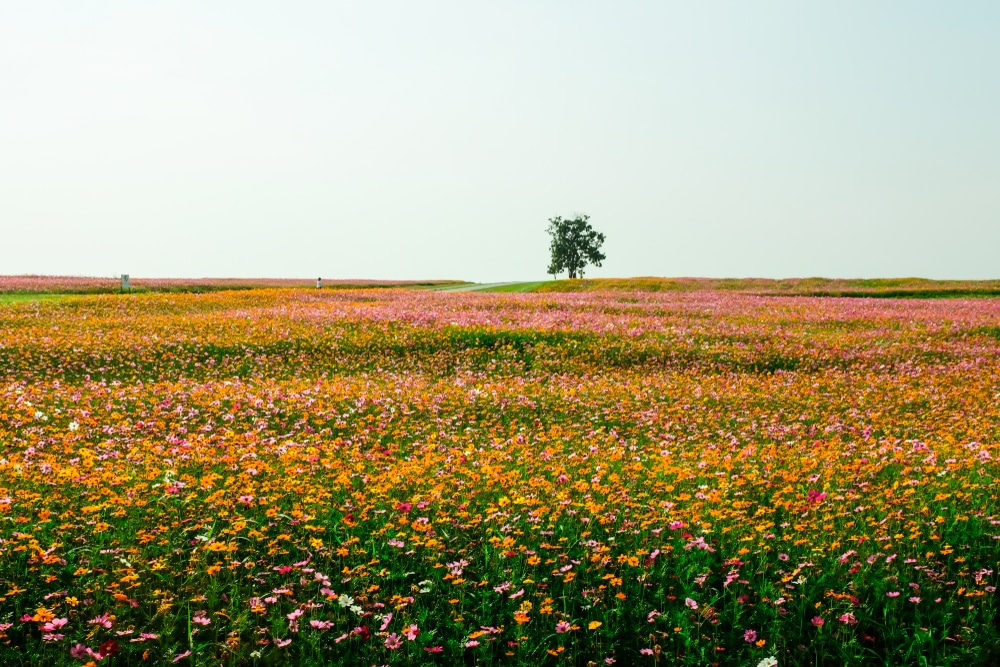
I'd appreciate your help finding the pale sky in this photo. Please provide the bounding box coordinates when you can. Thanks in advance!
[2,2,998,281]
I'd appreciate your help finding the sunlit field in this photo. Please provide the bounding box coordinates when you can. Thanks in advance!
[1,289,998,666]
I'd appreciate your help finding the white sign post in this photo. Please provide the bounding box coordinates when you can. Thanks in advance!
[121,274,130,292]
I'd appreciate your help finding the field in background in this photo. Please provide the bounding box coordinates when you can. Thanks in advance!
[0,276,465,295]
[9,276,1000,299]
[529,277,1000,298]
[0,288,998,666]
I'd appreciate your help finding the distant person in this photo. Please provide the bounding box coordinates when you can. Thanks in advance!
[317,277,322,289]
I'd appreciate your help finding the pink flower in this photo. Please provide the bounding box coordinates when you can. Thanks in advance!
[466,640,480,647]
[685,597,698,610]
[385,633,403,650]
[192,614,210,626]
[909,597,921,604]
[839,612,857,625]
[555,620,571,634]
[173,650,193,662]
[778,553,790,561]
[70,644,92,659]
[274,638,292,648]
[806,489,827,504]
[89,613,113,629]
[744,629,757,643]
[886,591,900,597]
[404,625,420,641]
[287,608,304,621]
[424,646,443,653]
[379,613,393,631]
[811,616,824,627]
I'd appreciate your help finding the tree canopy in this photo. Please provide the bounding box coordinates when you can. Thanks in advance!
[546,214,606,279]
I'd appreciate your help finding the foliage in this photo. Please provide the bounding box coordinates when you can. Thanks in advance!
[0,289,998,666]
[546,215,607,279]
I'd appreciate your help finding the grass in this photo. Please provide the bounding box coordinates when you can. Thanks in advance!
[479,281,555,293]
[0,293,76,304]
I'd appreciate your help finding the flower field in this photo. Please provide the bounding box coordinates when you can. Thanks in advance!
[0,288,998,666]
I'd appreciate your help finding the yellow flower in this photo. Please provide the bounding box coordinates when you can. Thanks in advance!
[588,621,602,630]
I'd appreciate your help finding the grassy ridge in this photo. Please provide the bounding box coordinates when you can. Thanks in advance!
[0,276,465,295]
[532,277,1000,297]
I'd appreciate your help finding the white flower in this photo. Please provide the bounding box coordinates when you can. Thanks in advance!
[68,421,80,431]
[337,595,355,608]
[757,657,778,667]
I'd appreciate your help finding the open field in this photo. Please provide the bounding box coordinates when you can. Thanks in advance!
[531,277,1000,298]
[1,288,998,666]
[0,276,464,295]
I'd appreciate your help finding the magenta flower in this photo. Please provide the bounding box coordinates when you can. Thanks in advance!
[555,620,571,634]
[744,629,757,643]
[385,633,403,649]
[811,616,824,627]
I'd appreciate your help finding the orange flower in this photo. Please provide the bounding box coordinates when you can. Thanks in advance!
[31,608,55,623]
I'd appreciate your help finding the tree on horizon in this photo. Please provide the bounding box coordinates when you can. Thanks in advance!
[546,214,606,279]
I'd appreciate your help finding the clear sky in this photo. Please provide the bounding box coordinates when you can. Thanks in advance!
[2,2,998,281]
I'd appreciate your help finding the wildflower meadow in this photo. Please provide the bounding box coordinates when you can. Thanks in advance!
[0,288,997,666]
